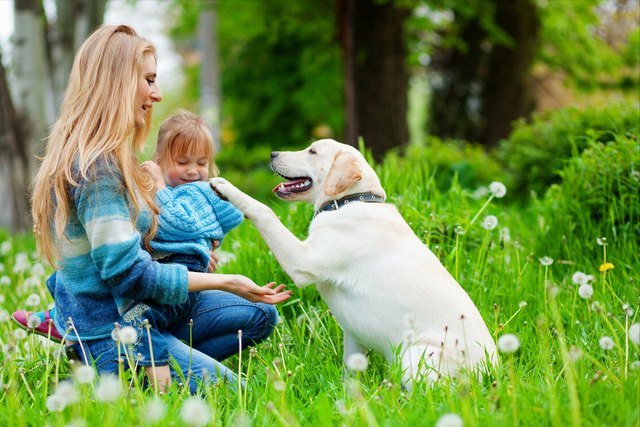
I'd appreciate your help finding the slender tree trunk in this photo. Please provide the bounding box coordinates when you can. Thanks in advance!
[430,0,540,148]
[13,0,56,171]
[338,0,410,162]
[0,49,31,232]
[199,0,222,151]
[74,0,108,48]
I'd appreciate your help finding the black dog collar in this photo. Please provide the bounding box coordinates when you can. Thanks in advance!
[314,192,385,217]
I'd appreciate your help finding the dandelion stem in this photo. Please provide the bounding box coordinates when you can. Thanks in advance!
[469,194,495,230]
[144,321,158,394]
[18,369,35,401]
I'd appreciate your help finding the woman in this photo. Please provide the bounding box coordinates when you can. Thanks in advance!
[31,24,291,392]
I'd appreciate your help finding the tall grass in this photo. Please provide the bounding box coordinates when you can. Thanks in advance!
[0,135,638,426]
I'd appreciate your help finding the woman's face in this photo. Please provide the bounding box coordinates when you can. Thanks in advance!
[134,54,162,128]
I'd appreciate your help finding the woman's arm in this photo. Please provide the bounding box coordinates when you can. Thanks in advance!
[187,272,292,304]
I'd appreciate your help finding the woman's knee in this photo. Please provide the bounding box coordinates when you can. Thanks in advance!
[250,303,278,343]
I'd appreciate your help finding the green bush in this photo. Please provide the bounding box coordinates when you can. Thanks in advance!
[382,136,508,194]
[496,102,640,200]
[542,131,640,244]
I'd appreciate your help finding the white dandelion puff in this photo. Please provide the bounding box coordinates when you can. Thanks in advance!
[0,309,11,322]
[75,365,96,384]
[578,285,593,299]
[591,301,605,313]
[273,381,286,391]
[599,336,614,351]
[519,301,527,309]
[14,253,30,273]
[95,375,121,402]
[31,262,46,277]
[481,215,498,230]
[596,237,606,246]
[180,397,211,426]
[473,186,489,199]
[539,256,553,266]
[631,361,640,371]
[572,272,588,286]
[435,413,464,427]
[56,380,79,405]
[14,329,27,340]
[46,394,66,412]
[499,227,511,243]
[27,314,42,329]
[0,295,4,304]
[0,241,11,256]
[489,182,507,198]
[144,397,167,423]
[0,276,10,286]
[23,277,40,288]
[26,293,41,307]
[119,326,138,345]
[568,346,583,362]
[497,334,520,353]
[585,274,595,283]
[335,399,347,415]
[346,352,368,372]
[628,323,640,346]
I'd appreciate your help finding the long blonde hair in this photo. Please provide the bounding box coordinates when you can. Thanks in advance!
[154,110,219,177]
[32,25,160,267]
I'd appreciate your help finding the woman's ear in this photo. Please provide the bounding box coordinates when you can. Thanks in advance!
[322,151,363,197]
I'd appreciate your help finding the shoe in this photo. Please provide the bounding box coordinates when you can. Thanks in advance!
[11,309,63,343]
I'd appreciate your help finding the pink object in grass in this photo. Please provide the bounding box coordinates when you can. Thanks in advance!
[11,309,63,343]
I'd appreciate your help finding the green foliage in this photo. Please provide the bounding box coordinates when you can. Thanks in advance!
[542,132,640,246]
[168,0,344,150]
[495,102,640,200]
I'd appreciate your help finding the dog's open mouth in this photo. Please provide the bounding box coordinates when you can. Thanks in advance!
[273,175,313,196]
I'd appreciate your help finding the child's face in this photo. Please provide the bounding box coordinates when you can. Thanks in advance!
[162,152,210,187]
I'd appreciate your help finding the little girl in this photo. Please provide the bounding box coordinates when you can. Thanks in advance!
[14,110,261,389]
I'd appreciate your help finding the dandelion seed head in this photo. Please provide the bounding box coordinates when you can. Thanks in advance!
[569,346,583,362]
[95,375,121,402]
[597,237,606,246]
[0,241,11,255]
[25,293,41,307]
[118,326,138,345]
[144,397,166,423]
[0,309,9,322]
[46,393,66,412]
[599,336,614,350]
[499,227,510,243]
[30,262,46,277]
[435,413,464,427]
[273,380,286,391]
[539,256,553,266]
[473,186,489,199]
[180,397,211,426]
[631,361,640,371]
[481,215,498,230]
[346,352,368,372]
[14,253,30,273]
[56,380,79,405]
[454,226,464,235]
[23,277,40,288]
[628,323,640,346]
[519,301,527,309]
[27,314,42,329]
[75,365,96,384]
[572,272,588,285]
[591,301,605,313]
[0,276,10,286]
[489,182,507,198]
[578,284,593,299]
[586,274,595,283]
[497,334,520,353]
[14,329,27,340]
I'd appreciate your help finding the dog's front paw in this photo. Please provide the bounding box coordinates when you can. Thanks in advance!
[209,177,247,206]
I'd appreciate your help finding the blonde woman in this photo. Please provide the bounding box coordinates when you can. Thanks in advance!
[28,25,291,392]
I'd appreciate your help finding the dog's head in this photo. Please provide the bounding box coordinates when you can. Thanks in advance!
[271,139,386,210]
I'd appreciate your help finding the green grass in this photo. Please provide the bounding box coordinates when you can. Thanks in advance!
[0,139,638,427]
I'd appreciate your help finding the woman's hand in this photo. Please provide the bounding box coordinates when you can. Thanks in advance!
[141,160,166,190]
[229,277,293,304]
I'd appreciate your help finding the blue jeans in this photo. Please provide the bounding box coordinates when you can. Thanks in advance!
[67,291,278,393]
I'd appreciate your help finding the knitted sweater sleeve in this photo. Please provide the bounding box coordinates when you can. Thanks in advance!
[75,170,188,305]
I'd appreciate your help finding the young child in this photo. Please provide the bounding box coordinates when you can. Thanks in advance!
[13,111,245,386]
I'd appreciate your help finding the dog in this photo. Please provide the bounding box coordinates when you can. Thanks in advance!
[210,139,496,386]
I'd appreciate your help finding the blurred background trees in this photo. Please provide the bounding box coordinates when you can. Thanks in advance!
[0,0,638,231]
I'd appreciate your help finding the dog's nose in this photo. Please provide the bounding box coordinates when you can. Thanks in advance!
[271,152,279,160]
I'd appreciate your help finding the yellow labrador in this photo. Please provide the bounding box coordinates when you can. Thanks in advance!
[210,139,496,386]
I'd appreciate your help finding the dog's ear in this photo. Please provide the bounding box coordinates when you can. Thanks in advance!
[323,150,363,197]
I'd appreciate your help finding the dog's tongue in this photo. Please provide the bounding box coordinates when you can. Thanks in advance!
[273,179,309,193]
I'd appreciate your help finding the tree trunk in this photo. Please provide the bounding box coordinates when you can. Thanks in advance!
[338,0,410,162]
[0,48,31,232]
[430,0,540,148]
[199,0,222,152]
[479,0,539,148]
[13,0,56,171]
[74,0,108,48]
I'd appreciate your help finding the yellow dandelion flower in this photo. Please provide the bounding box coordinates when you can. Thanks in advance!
[599,263,614,272]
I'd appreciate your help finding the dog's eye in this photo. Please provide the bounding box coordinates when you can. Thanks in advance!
[308,148,317,155]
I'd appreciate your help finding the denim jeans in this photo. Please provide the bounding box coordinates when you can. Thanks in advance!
[67,290,278,393]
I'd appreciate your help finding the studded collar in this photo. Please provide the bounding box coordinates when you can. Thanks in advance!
[314,192,385,218]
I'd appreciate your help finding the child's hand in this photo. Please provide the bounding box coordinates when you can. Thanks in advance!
[141,161,166,190]
[230,276,293,304]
